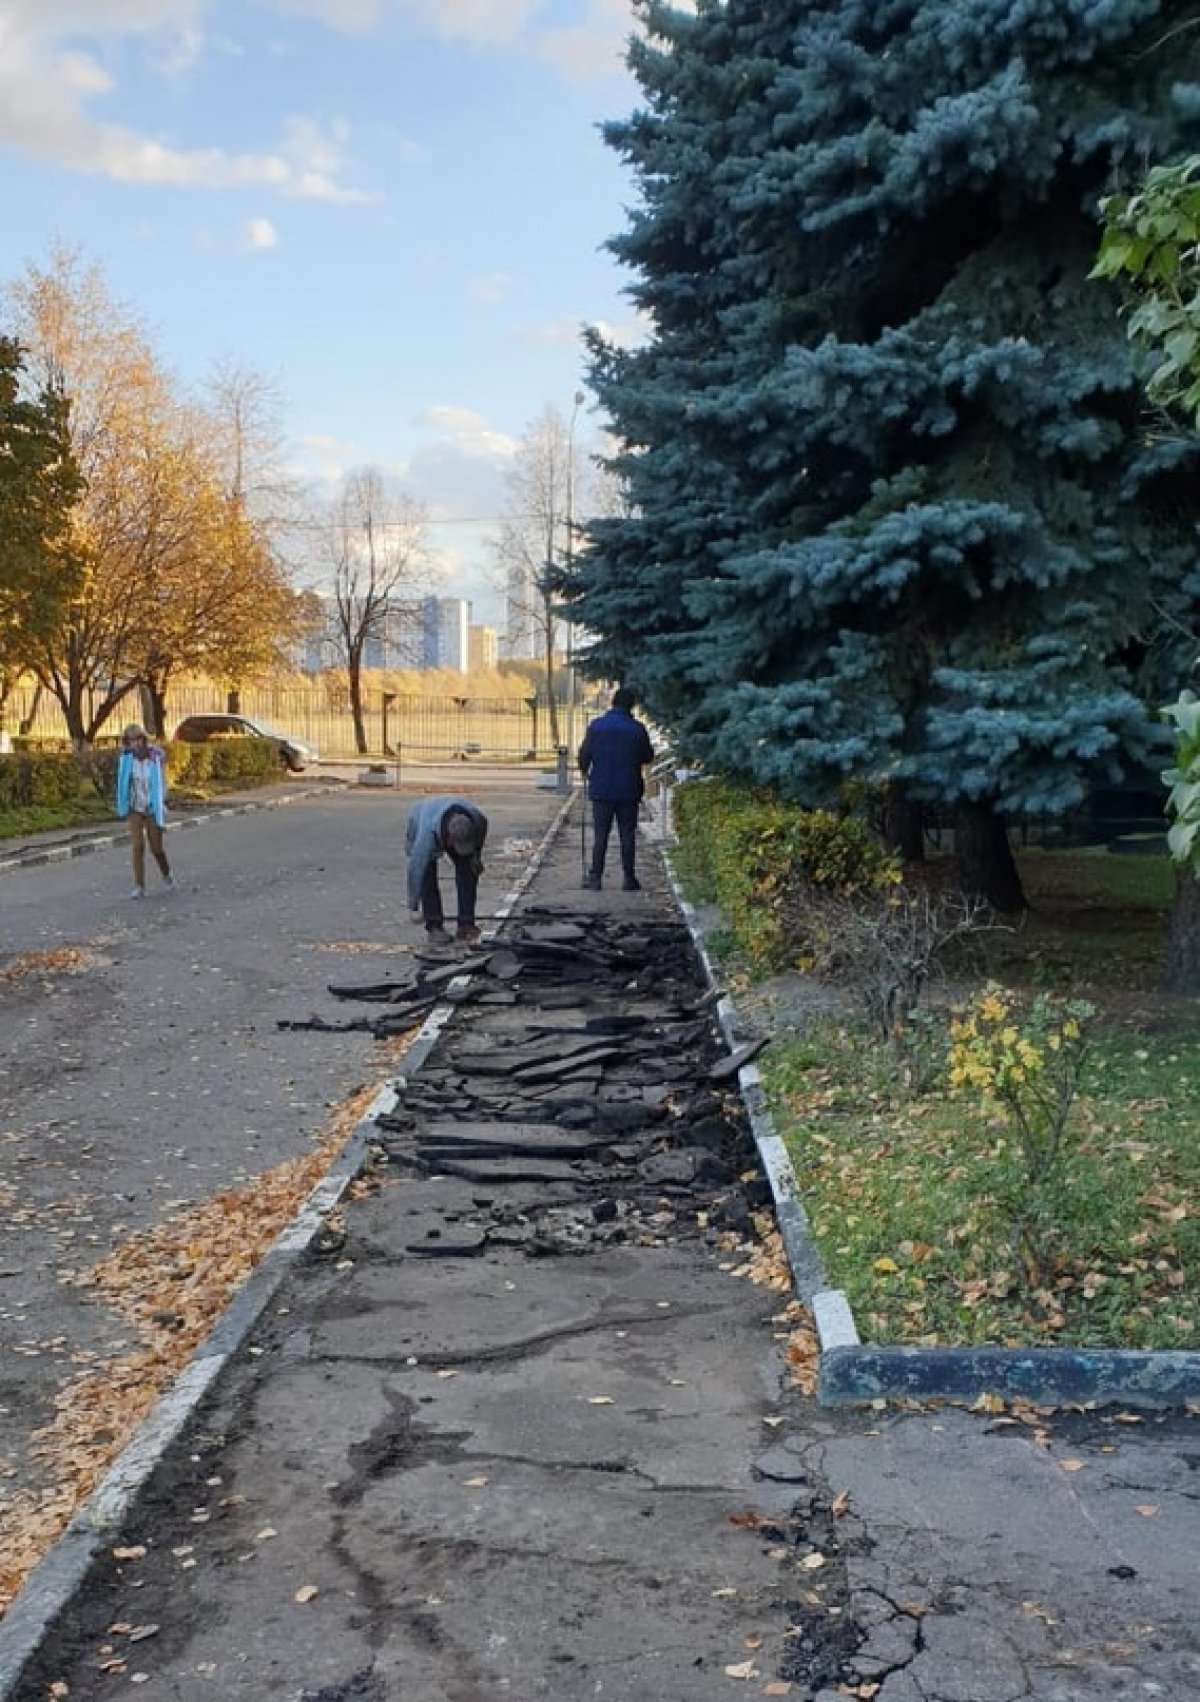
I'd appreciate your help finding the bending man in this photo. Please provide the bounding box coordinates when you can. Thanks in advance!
[406,795,488,944]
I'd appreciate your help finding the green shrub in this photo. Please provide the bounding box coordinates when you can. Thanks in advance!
[0,751,84,809]
[166,737,279,788]
[672,777,895,972]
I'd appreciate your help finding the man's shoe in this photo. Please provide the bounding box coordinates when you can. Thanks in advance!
[456,924,481,944]
[622,875,641,891]
[426,926,452,945]
[582,872,602,891]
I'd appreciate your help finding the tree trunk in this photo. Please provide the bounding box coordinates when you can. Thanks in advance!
[544,627,561,749]
[883,784,925,863]
[17,680,42,736]
[1165,865,1200,992]
[954,801,1027,912]
[348,647,368,755]
[142,680,167,740]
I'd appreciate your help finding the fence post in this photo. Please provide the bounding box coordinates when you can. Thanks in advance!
[556,746,570,794]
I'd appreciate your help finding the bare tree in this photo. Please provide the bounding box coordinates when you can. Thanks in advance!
[326,468,429,754]
[492,399,589,749]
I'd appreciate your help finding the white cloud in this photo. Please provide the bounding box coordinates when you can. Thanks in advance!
[531,0,634,81]
[56,52,114,94]
[420,405,491,434]
[274,0,539,44]
[410,408,518,486]
[518,316,586,350]
[269,0,382,28]
[467,271,511,306]
[290,431,373,491]
[240,215,279,250]
[274,0,631,59]
[412,0,539,43]
[152,21,205,76]
[0,5,369,203]
[587,311,650,351]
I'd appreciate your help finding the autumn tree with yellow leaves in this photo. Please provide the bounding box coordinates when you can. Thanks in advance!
[6,247,301,744]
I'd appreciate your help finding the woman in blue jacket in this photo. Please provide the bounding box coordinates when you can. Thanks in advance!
[115,723,174,899]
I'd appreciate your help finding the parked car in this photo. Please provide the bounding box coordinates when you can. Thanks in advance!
[172,713,319,773]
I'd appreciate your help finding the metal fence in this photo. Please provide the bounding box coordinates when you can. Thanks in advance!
[7,681,598,762]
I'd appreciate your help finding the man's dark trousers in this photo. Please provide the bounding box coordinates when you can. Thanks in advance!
[420,852,479,930]
[590,799,638,883]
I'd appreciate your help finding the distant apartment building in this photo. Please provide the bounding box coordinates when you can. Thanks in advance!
[429,597,470,672]
[298,595,472,674]
[469,624,498,672]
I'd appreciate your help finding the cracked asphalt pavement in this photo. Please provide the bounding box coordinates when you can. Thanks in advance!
[3,784,1199,1700]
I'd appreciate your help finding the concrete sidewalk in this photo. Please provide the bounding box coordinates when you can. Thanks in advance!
[5,808,1199,1701]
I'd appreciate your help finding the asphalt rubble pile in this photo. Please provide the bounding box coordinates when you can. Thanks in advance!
[10,866,880,1702]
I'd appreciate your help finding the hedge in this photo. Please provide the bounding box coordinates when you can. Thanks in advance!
[672,777,896,973]
[0,736,283,813]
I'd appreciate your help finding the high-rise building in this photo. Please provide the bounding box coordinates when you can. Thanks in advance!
[422,597,470,672]
[469,624,499,672]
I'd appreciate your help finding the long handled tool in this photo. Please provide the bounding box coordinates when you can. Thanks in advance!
[580,788,589,884]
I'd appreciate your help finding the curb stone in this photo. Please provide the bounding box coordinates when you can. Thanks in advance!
[0,786,329,876]
[661,845,1200,1412]
[0,791,575,1697]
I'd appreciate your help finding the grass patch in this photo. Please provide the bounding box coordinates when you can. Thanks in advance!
[0,770,290,841]
[936,846,1173,995]
[672,816,1195,1349]
[0,794,115,840]
[763,1022,1198,1350]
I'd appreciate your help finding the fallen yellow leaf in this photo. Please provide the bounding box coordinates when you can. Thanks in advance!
[1060,1460,1085,1473]
[294,1585,319,1604]
[799,1552,827,1571]
[1134,1504,1160,1517]
[724,1661,760,1680]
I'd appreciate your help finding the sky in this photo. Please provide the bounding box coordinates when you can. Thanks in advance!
[0,0,652,627]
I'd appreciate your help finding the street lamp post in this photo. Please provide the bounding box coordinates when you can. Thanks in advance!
[564,389,585,751]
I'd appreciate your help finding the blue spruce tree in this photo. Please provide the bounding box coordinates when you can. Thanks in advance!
[573,0,1200,908]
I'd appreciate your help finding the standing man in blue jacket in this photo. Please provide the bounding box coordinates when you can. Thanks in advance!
[406,795,488,944]
[578,688,655,892]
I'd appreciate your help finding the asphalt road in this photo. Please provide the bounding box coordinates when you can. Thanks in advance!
[0,777,564,1552]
